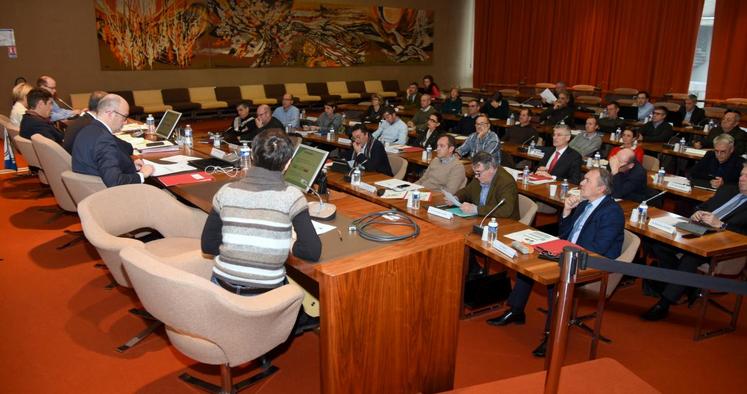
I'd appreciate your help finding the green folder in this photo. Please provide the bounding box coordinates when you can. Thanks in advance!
[445,207,478,218]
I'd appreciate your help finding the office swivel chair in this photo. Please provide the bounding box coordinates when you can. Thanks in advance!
[120,246,304,394]
[77,183,207,352]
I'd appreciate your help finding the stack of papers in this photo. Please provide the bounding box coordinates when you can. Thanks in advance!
[142,159,196,176]
[374,179,423,192]
[505,229,558,245]
[121,123,147,132]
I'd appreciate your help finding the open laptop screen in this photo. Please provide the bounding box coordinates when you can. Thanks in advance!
[284,144,329,193]
[155,110,182,140]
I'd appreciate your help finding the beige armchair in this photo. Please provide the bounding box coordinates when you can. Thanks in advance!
[77,183,207,351]
[60,170,106,206]
[120,246,304,393]
[387,153,408,180]
[13,134,48,184]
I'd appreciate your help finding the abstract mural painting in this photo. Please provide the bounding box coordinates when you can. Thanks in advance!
[95,0,434,70]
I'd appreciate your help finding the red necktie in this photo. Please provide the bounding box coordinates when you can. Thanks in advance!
[547,151,561,173]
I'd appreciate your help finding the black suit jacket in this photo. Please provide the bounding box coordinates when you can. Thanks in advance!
[539,147,583,184]
[453,115,477,136]
[689,151,744,187]
[71,119,141,187]
[612,161,648,202]
[19,112,63,144]
[558,195,624,259]
[697,185,747,235]
[64,113,134,156]
[703,126,747,156]
[640,121,674,143]
[402,93,422,109]
[342,139,393,176]
[539,105,574,126]
[679,107,706,126]
[416,129,442,150]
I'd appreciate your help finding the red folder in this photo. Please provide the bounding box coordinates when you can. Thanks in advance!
[158,171,215,187]
[534,239,582,256]
[528,173,554,182]
[401,146,425,152]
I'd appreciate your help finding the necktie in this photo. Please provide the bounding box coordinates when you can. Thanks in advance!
[569,203,591,243]
[713,194,747,219]
[547,151,561,173]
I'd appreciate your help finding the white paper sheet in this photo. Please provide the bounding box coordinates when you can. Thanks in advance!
[142,159,196,177]
[160,155,202,164]
[540,89,557,104]
[441,189,461,206]
[374,179,423,191]
[504,229,558,245]
[311,220,336,235]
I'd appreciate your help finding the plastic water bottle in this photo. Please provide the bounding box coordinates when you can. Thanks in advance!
[183,124,193,148]
[614,127,622,141]
[529,140,536,153]
[630,206,640,223]
[351,167,361,186]
[587,157,594,168]
[632,139,638,149]
[421,149,428,161]
[600,109,607,119]
[508,113,515,126]
[239,143,251,170]
[411,190,421,209]
[560,179,569,199]
[522,165,530,185]
[656,167,666,184]
[286,123,292,134]
[487,218,498,244]
[679,137,686,152]
[340,113,347,134]
[426,145,432,161]
[638,201,649,224]
[593,152,601,168]
[146,114,155,135]
[300,109,306,121]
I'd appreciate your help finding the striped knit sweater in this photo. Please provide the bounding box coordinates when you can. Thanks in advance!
[211,166,308,289]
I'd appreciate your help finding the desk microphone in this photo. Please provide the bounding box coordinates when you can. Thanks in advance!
[56,97,74,110]
[307,185,336,221]
[345,159,367,182]
[472,198,506,234]
[518,135,535,153]
[643,190,667,204]
[664,133,681,149]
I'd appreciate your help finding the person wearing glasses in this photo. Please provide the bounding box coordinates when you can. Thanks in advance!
[455,151,518,218]
[236,104,283,142]
[72,94,154,187]
[639,107,673,142]
[456,114,501,163]
[63,91,109,154]
[452,99,481,135]
[416,113,444,150]
[342,124,393,176]
[272,93,300,128]
[36,75,82,122]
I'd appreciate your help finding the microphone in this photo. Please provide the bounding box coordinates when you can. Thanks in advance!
[307,185,337,221]
[518,135,535,153]
[664,133,681,149]
[345,158,367,182]
[471,198,506,234]
[643,190,667,204]
[57,97,74,110]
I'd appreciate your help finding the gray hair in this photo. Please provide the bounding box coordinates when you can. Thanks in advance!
[471,151,498,169]
[687,94,698,101]
[713,133,735,146]
[553,124,571,136]
[590,167,613,195]
[96,94,125,113]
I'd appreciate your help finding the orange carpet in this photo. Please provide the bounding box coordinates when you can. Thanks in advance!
[1,133,746,393]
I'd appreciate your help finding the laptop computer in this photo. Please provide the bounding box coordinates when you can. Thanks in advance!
[154,110,182,141]
[284,144,329,193]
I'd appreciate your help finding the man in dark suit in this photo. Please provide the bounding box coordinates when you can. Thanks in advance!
[455,151,519,219]
[63,91,107,153]
[535,124,582,184]
[689,134,744,189]
[598,101,627,134]
[72,94,154,187]
[487,167,624,357]
[342,124,393,176]
[401,82,421,110]
[538,90,574,126]
[610,148,648,202]
[695,110,745,156]
[679,94,706,127]
[643,164,747,321]
[19,88,64,144]
[639,107,674,142]
[452,99,480,136]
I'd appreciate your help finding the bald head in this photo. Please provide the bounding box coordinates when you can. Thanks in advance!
[616,148,636,166]
[256,104,272,125]
[96,94,129,133]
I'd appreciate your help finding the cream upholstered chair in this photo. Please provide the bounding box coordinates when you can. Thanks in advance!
[284,83,321,103]
[499,89,520,98]
[642,155,659,172]
[704,106,726,119]
[77,183,207,352]
[387,153,408,180]
[0,114,19,162]
[13,135,48,184]
[61,170,106,207]
[70,93,90,110]
[239,85,276,105]
[188,87,228,110]
[327,81,361,100]
[517,194,538,226]
[31,135,75,213]
[534,82,555,95]
[724,98,747,106]
[133,90,173,113]
[120,246,304,394]
[363,80,397,98]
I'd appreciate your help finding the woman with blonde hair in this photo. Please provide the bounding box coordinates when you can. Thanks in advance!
[10,82,33,127]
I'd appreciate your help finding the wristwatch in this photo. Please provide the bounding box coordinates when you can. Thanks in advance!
[719,222,728,231]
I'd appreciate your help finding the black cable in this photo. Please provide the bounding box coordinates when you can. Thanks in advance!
[351,210,420,242]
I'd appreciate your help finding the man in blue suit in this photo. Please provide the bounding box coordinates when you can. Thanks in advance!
[72,94,154,187]
[487,167,624,357]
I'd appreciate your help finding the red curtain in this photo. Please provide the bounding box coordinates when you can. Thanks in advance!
[706,0,747,99]
[474,0,704,96]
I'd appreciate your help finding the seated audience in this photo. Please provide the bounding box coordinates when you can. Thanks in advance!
[542,81,575,108]
[361,94,385,124]
[569,117,602,158]
[37,75,81,122]
[408,94,437,132]
[456,114,501,163]
[609,148,648,202]
[440,88,463,116]
[201,128,322,295]
[63,91,108,153]
[422,74,441,98]
[608,129,644,163]
[416,112,443,150]
[503,108,537,145]
[10,82,33,127]
[401,82,421,109]
[416,134,466,194]
[455,151,519,218]
[643,164,747,321]
[316,101,343,132]
[343,124,393,176]
[488,168,623,358]
[480,92,510,120]
[229,101,253,136]
[636,91,655,122]
[639,107,673,142]
[226,103,283,143]
[598,101,626,133]
[452,99,480,135]
[272,93,300,128]
[539,90,574,126]
[689,134,744,189]
[19,88,63,144]
[695,110,745,156]
[535,124,582,184]
[372,107,407,145]
[72,94,154,187]
[679,94,705,127]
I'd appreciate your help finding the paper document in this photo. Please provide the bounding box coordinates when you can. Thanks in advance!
[540,89,557,104]
[374,179,423,191]
[381,190,407,199]
[505,229,558,245]
[441,189,461,206]
[504,167,521,181]
[663,175,689,184]
[160,155,202,164]
[684,148,707,157]
[121,123,147,132]
[311,220,336,235]
[142,159,196,177]
[649,215,687,227]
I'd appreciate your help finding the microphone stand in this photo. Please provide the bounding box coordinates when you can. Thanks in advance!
[471,198,506,234]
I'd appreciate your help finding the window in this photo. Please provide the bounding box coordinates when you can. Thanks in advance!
[688,0,716,102]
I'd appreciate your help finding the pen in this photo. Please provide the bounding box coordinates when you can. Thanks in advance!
[337,229,343,242]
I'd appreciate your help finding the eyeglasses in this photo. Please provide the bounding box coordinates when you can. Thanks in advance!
[475,122,490,126]
[428,118,439,122]
[110,110,128,119]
